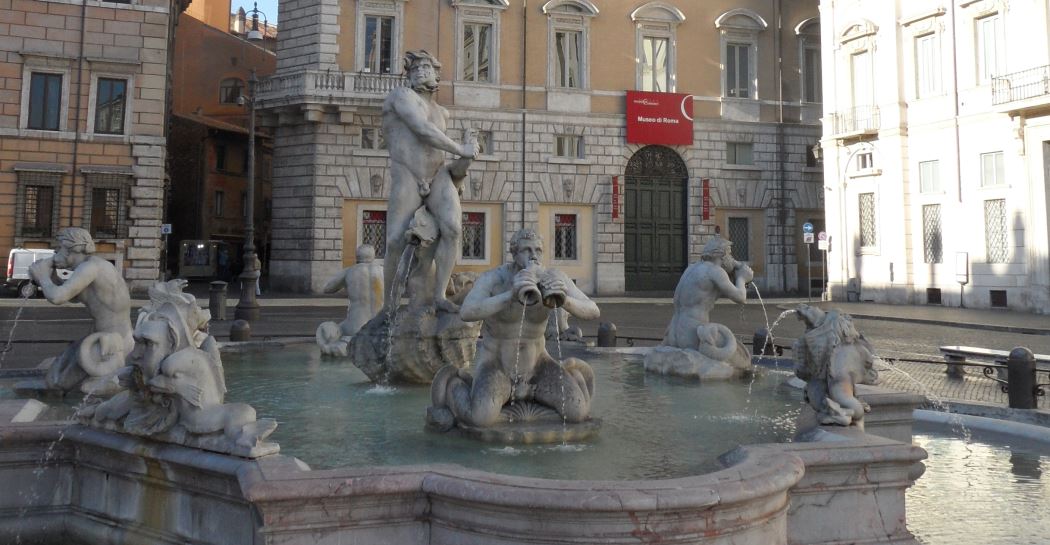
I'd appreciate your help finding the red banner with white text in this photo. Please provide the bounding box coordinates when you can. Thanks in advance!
[626,90,694,145]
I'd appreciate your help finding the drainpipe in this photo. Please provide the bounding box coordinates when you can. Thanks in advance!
[949,1,962,203]
[69,0,87,222]
[774,0,787,292]
[520,0,527,229]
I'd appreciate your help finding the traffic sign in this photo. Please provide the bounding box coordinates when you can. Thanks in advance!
[802,222,814,233]
[161,224,172,235]
[818,239,829,251]
[817,231,827,241]
[803,232,815,244]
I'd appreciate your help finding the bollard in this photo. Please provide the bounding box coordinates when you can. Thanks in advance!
[230,319,251,342]
[1007,347,1037,409]
[944,354,966,379]
[209,281,228,321]
[753,328,774,356]
[597,322,617,347]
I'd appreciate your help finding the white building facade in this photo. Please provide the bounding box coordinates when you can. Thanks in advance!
[820,0,1050,312]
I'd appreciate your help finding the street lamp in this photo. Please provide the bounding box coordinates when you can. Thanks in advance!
[245,2,266,41]
[234,20,264,322]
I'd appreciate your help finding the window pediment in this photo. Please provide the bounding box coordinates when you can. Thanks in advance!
[794,17,819,36]
[451,0,508,8]
[839,19,878,44]
[715,9,768,31]
[542,0,598,17]
[631,2,685,24]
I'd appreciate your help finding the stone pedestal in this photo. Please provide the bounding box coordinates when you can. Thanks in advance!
[350,306,481,384]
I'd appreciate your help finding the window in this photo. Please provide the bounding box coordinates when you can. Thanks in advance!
[214,190,225,218]
[984,198,1008,263]
[219,78,243,104]
[803,45,822,103]
[640,36,670,92]
[461,212,485,259]
[475,131,492,155]
[981,151,1004,187]
[554,214,577,260]
[84,173,129,239]
[361,127,386,150]
[851,50,873,107]
[919,160,940,193]
[93,78,127,134]
[461,22,492,82]
[555,134,584,158]
[856,151,874,171]
[15,171,61,239]
[859,193,877,248]
[364,15,395,74]
[362,210,387,258]
[727,142,754,165]
[915,34,939,97]
[725,43,751,98]
[554,30,583,88]
[976,14,1004,82]
[28,72,63,131]
[922,204,942,263]
[215,144,227,171]
[727,217,750,261]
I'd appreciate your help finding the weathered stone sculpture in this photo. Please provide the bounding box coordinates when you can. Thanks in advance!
[427,229,601,443]
[792,304,881,429]
[78,280,278,457]
[643,237,754,380]
[315,245,384,357]
[545,307,584,343]
[15,228,134,396]
[349,50,482,383]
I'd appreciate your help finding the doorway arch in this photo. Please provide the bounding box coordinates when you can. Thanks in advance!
[623,145,688,291]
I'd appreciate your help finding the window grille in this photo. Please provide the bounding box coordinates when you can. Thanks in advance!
[554,214,577,260]
[727,217,750,262]
[922,204,942,263]
[859,193,877,248]
[84,173,130,239]
[462,212,485,259]
[16,170,61,239]
[984,198,1007,263]
[362,210,387,258]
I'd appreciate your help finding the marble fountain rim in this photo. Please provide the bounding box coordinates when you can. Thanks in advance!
[3,420,806,512]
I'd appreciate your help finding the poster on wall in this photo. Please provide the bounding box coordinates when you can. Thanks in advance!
[626,90,694,145]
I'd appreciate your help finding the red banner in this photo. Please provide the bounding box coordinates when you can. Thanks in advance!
[702,178,710,221]
[626,90,694,145]
[611,176,622,221]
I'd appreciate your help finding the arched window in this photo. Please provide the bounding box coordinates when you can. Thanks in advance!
[631,2,686,92]
[795,18,821,103]
[715,9,768,100]
[219,78,243,104]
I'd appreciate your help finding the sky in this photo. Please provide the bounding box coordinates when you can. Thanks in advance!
[232,0,279,24]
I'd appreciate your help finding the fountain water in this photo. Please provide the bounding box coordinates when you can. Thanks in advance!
[0,293,30,368]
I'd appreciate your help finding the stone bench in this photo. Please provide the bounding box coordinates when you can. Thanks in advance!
[939,345,1050,379]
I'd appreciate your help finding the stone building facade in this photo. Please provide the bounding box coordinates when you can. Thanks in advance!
[0,0,185,292]
[820,0,1050,312]
[259,0,824,295]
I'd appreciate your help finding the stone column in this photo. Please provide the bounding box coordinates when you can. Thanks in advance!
[127,138,166,293]
[275,0,340,73]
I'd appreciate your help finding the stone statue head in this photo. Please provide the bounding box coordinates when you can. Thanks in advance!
[701,236,738,272]
[130,312,181,381]
[356,244,376,264]
[54,227,96,269]
[509,229,543,270]
[404,50,441,93]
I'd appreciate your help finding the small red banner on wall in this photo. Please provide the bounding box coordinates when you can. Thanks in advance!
[611,176,623,222]
[626,90,694,146]
[702,178,711,221]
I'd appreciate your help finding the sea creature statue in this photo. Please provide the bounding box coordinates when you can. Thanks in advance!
[643,236,754,380]
[315,245,384,357]
[427,229,602,443]
[78,281,278,457]
[792,304,881,429]
[16,228,134,396]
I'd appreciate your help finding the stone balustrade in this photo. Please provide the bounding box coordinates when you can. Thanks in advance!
[256,70,405,107]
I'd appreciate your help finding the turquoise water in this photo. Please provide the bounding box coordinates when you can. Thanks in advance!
[222,343,802,480]
[909,422,1050,545]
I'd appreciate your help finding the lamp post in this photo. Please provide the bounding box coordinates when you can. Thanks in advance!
[234,6,266,323]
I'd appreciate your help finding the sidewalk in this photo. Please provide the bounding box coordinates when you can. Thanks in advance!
[807,301,1050,336]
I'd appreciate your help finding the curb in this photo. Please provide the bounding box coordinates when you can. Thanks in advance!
[774,304,1050,336]
[914,409,1050,443]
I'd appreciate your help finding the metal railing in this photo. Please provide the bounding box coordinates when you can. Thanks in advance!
[256,70,405,104]
[830,105,880,135]
[992,64,1050,105]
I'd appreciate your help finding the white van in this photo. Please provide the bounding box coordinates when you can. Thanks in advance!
[3,248,72,298]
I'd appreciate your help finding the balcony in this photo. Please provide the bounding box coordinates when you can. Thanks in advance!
[830,105,880,139]
[255,70,405,108]
[992,65,1050,114]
